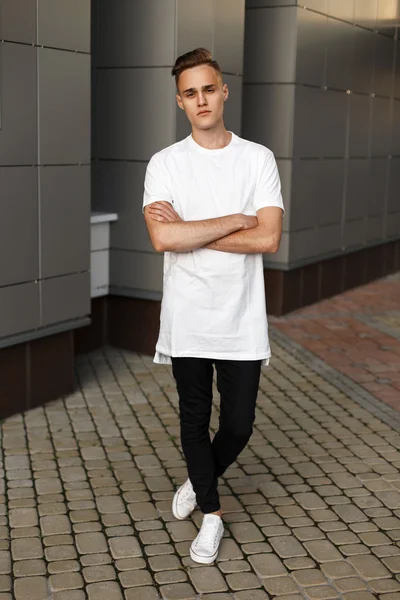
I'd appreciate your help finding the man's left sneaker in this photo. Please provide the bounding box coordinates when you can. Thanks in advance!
[172,478,197,520]
[190,514,224,564]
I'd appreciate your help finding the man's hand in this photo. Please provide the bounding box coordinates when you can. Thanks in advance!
[148,202,183,223]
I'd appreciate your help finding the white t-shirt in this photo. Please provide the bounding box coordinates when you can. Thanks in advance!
[142,132,284,366]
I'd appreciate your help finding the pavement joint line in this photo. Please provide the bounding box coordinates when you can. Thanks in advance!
[270,326,400,433]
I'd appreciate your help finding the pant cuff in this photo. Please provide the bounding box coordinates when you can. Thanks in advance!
[200,502,221,514]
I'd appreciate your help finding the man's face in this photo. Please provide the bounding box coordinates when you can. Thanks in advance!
[176,64,229,130]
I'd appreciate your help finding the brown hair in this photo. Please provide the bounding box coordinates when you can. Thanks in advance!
[172,48,222,88]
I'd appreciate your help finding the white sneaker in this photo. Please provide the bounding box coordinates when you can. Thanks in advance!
[172,478,197,520]
[190,514,224,564]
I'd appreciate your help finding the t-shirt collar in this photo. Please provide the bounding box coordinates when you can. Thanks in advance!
[188,131,236,155]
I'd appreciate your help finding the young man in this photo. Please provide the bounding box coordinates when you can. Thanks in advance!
[143,48,284,564]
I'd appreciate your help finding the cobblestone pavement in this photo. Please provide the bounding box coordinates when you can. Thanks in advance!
[1,276,400,599]
[271,273,400,413]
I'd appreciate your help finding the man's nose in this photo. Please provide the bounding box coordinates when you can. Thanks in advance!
[198,93,207,106]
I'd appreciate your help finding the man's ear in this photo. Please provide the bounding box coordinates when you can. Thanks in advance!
[222,83,229,102]
[176,94,184,110]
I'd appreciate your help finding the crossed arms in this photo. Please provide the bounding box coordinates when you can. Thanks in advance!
[144,201,283,254]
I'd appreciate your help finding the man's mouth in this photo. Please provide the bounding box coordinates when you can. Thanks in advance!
[198,110,211,116]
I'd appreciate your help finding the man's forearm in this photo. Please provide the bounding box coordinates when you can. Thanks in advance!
[205,225,280,254]
[156,214,246,253]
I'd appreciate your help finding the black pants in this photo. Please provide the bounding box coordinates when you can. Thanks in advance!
[171,358,262,514]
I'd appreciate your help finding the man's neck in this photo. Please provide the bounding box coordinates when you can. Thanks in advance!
[191,125,232,150]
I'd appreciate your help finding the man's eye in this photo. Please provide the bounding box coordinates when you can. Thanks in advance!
[207,89,214,93]
[187,93,194,98]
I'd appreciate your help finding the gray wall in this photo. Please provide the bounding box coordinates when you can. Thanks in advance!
[243,0,400,269]
[92,0,246,300]
[0,0,91,347]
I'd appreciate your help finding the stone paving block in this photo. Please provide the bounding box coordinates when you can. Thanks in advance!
[81,553,112,566]
[45,546,77,562]
[230,523,264,544]
[120,569,153,587]
[128,503,158,521]
[217,538,244,561]
[270,535,308,558]
[160,582,197,599]
[140,530,170,545]
[52,592,86,600]
[155,570,188,585]
[249,553,287,577]
[0,577,11,592]
[144,543,175,556]
[292,569,330,586]
[13,559,46,577]
[109,536,142,559]
[294,493,328,510]
[304,584,340,598]
[49,572,84,591]
[334,576,369,593]
[0,553,10,576]
[233,591,270,600]
[382,556,400,573]
[14,576,49,600]
[262,575,300,596]
[115,557,146,570]
[11,538,43,561]
[241,542,272,555]
[368,577,400,593]
[125,587,160,600]
[76,532,108,554]
[340,593,376,599]
[9,508,38,528]
[96,496,125,513]
[167,522,197,542]
[149,555,182,571]
[304,540,344,562]
[226,572,261,591]
[40,515,71,536]
[47,560,80,574]
[83,565,116,582]
[87,581,124,600]
[189,567,228,593]
[349,554,392,579]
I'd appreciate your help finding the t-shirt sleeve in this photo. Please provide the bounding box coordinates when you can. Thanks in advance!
[142,154,174,213]
[252,150,285,214]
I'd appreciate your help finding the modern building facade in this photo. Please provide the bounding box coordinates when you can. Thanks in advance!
[1,0,399,418]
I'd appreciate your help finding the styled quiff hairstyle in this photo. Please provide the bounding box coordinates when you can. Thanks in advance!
[172,48,222,88]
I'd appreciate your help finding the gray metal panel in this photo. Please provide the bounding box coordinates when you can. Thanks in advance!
[316,160,345,225]
[176,0,214,58]
[345,159,370,220]
[353,26,375,94]
[96,68,176,161]
[38,49,90,164]
[392,99,400,154]
[373,34,395,97]
[289,228,319,262]
[97,0,176,68]
[377,0,399,38]
[344,219,366,248]
[243,7,297,83]
[317,223,342,255]
[387,157,400,212]
[386,211,400,238]
[395,43,400,99]
[221,75,243,135]
[0,0,36,43]
[246,0,297,5]
[293,87,346,157]
[348,93,371,157]
[40,165,91,278]
[298,0,327,11]
[325,17,355,91]
[176,104,192,142]
[296,8,327,87]
[275,159,292,228]
[290,160,319,231]
[293,86,323,157]
[366,215,384,241]
[94,161,153,253]
[328,0,355,23]
[0,167,39,286]
[37,0,90,53]
[368,158,387,215]
[0,282,40,339]
[354,0,378,30]
[242,84,295,157]
[215,0,245,75]
[41,272,90,327]
[110,250,164,294]
[0,44,37,165]
[371,96,391,156]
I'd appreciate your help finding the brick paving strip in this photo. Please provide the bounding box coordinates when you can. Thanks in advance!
[1,283,400,598]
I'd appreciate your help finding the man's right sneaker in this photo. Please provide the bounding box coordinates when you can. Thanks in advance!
[172,478,197,520]
[190,513,224,564]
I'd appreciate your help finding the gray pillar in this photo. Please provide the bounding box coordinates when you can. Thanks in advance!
[0,0,91,348]
[242,0,400,271]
